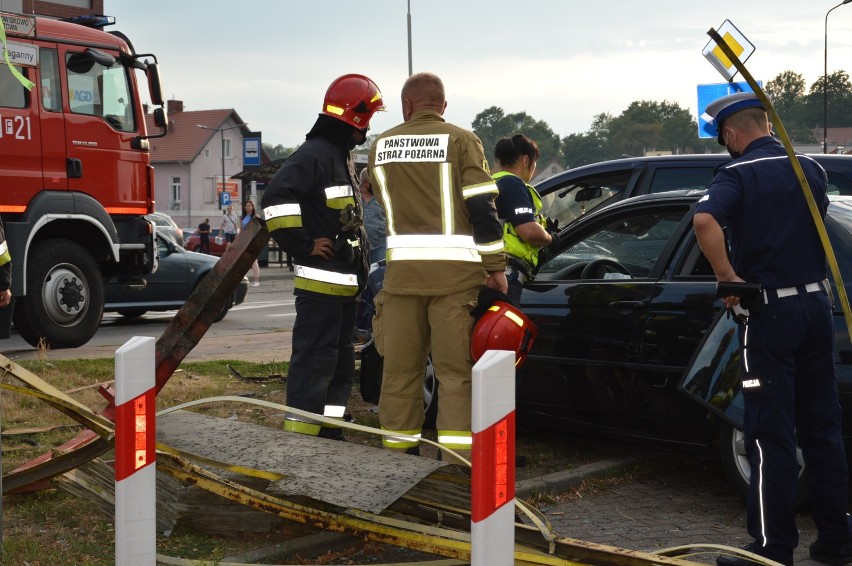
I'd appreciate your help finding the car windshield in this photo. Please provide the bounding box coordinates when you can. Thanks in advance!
[538,170,632,228]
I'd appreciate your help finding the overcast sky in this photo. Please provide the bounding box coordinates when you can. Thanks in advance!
[106,0,852,148]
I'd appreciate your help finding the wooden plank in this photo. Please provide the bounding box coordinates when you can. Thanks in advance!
[155,218,269,394]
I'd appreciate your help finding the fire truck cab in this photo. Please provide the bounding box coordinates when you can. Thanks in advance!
[0,13,167,348]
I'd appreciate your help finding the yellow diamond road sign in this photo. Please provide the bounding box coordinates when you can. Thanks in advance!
[703,19,755,81]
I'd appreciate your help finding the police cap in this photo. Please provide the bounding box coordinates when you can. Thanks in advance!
[706,92,766,145]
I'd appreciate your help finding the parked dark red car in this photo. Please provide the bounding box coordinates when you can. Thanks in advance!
[184,228,228,256]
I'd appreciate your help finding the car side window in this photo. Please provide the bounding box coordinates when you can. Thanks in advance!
[676,240,716,279]
[539,170,632,228]
[827,171,852,196]
[649,167,716,193]
[0,62,27,108]
[537,209,688,281]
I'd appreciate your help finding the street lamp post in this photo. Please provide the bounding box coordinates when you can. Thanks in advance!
[197,123,247,210]
[824,0,851,154]
[407,0,413,76]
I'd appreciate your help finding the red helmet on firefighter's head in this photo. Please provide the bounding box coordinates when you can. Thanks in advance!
[471,302,538,368]
[321,74,385,130]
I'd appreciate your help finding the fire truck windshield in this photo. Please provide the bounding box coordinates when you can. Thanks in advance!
[66,51,135,132]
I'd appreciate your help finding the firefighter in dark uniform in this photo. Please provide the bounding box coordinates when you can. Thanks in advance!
[492,134,557,306]
[261,74,384,439]
[0,218,11,309]
[694,91,852,566]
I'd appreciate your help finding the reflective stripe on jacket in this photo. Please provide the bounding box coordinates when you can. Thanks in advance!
[261,137,364,301]
[368,110,504,295]
[492,170,547,273]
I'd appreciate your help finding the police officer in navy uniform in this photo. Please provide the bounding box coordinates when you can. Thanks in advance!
[694,91,852,566]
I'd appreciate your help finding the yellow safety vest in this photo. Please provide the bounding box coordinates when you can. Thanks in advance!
[492,171,547,273]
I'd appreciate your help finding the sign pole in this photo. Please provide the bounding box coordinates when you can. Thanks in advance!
[115,336,156,565]
[471,349,516,566]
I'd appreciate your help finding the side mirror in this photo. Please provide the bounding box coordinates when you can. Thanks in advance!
[575,186,602,202]
[66,48,116,74]
[146,62,165,106]
[153,107,168,129]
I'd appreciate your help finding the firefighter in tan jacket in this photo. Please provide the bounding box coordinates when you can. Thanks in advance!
[368,72,507,463]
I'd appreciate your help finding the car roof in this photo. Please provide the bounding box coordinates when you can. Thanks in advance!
[583,187,852,222]
[535,152,852,192]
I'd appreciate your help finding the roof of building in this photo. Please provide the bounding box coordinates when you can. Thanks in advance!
[144,103,251,163]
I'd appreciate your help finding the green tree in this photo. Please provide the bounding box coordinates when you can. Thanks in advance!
[608,100,712,156]
[263,143,299,160]
[806,70,852,133]
[561,113,613,167]
[471,107,562,168]
[765,71,814,142]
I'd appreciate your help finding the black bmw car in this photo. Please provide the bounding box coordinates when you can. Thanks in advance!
[516,189,852,499]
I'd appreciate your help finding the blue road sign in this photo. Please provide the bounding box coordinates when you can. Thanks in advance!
[697,81,761,139]
[244,137,261,167]
[220,191,231,207]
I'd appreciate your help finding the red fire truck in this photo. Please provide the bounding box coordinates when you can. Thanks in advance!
[0,13,167,348]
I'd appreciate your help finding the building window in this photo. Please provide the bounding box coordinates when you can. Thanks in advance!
[204,180,215,204]
[205,148,210,158]
[170,176,181,209]
[223,137,233,159]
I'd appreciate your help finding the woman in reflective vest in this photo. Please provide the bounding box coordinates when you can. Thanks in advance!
[492,134,556,305]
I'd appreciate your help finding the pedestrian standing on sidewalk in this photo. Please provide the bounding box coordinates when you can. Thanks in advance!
[694,91,852,566]
[220,205,239,250]
[197,218,212,254]
[242,200,261,287]
[262,74,384,440]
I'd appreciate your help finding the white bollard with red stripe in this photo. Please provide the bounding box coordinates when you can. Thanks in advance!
[471,349,516,566]
[114,336,157,565]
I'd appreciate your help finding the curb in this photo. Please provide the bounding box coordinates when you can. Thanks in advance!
[515,457,639,499]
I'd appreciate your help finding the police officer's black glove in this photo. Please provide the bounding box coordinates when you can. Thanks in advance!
[545,217,559,232]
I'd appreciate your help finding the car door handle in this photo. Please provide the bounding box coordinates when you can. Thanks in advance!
[609,300,644,314]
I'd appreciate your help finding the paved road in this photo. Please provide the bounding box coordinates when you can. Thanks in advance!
[538,449,824,565]
[0,264,298,363]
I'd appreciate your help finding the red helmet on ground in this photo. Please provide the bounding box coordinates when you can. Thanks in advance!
[471,302,538,368]
[321,74,385,130]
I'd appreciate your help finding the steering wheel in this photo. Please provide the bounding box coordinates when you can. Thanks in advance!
[580,258,631,279]
[547,261,590,280]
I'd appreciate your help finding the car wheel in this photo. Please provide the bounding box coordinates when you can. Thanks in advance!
[13,239,104,349]
[116,309,147,318]
[719,420,807,504]
[213,298,231,322]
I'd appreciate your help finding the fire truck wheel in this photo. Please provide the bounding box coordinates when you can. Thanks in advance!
[13,239,104,349]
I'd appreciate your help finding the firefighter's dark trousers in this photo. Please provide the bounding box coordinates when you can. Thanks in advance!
[374,287,479,463]
[740,287,850,556]
[285,296,356,436]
